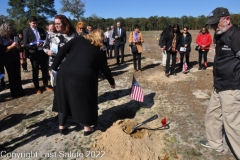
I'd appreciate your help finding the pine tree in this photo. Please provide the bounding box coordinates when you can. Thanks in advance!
[7,0,57,31]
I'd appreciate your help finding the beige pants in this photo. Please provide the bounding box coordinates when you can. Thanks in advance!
[205,89,240,159]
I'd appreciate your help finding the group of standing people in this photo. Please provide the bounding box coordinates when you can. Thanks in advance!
[104,22,144,72]
[1,7,239,159]
[158,24,212,77]
[0,15,116,136]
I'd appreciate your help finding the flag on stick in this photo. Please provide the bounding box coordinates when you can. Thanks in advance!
[182,61,188,73]
[130,76,144,102]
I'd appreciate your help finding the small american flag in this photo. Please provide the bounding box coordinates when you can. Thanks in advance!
[131,77,144,102]
[182,62,188,73]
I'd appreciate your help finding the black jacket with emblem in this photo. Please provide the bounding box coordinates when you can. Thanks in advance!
[214,25,240,91]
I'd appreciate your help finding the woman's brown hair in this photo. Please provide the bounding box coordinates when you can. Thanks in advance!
[53,15,75,35]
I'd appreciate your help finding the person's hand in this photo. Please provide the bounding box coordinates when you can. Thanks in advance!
[36,43,43,48]
[202,45,206,48]
[111,84,116,89]
[49,70,52,75]
[11,42,18,48]
[48,50,54,56]
[115,36,118,39]
[162,46,166,50]
[184,44,187,48]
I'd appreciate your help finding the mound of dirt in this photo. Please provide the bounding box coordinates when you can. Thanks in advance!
[92,119,165,160]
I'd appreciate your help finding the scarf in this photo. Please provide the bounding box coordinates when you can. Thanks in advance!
[134,32,138,41]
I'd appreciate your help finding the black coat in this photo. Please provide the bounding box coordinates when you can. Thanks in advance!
[23,27,47,59]
[51,36,115,126]
[162,32,181,52]
[112,27,127,46]
[179,32,192,51]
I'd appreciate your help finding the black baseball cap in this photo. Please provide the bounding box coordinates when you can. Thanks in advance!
[29,16,38,22]
[206,7,230,25]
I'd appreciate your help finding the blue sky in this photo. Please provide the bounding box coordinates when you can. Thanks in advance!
[0,0,239,20]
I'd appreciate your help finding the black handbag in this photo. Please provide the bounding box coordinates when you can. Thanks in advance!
[195,46,200,51]
[131,45,138,53]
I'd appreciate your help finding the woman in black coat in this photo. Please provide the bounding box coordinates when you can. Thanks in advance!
[162,24,181,77]
[179,26,192,70]
[0,23,25,98]
[51,29,115,136]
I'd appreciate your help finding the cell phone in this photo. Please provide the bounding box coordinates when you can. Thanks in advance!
[14,36,18,42]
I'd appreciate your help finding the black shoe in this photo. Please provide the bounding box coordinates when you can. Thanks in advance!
[165,73,170,77]
[202,67,206,70]
[198,67,202,70]
[84,128,95,136]
[59,128,68,135]
[121,61,125,64]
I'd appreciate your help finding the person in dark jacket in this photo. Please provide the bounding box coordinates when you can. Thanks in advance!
[17,32,29,72]
[158,25,172,71]
[179,26,192,70]
[0,23,25,98]
[0,44,7,88]
[162,24,181,77]
[23,16,52,94]
[50,29,115,136]
[200,7,240,159]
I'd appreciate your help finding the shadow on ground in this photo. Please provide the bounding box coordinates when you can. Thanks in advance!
[97,92,156,132]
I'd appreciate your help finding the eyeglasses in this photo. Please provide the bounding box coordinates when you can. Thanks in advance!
[183,30,187,31]
[54,23,62,26]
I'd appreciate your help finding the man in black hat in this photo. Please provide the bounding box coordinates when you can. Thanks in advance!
[23,16,52,94]
[200,7,240,159]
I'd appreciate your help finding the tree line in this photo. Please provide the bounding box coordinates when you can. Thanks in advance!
[1,0,240,33]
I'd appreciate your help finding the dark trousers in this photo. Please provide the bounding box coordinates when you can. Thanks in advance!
[58,112,68,126]
[105,38,110,57]
[133,52,141,70]
[29,52,49,89]
[166,51,177,73]
[109,45,115,58]
[180,51,190,68]
[4,61,24,97]
[115,45,125,63]
[0,59,5,85]
[198,50,208,67]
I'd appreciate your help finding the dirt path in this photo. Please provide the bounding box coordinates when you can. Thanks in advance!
[0,30,236,160]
